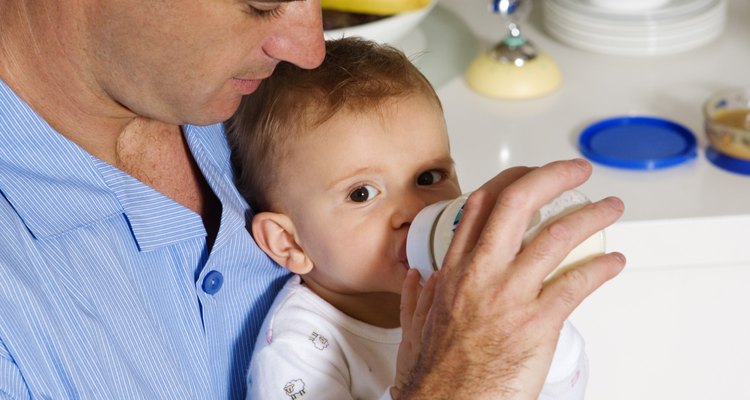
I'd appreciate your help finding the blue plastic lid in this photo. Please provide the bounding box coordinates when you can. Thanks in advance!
[578,116,697,170]
[706,147,750,175]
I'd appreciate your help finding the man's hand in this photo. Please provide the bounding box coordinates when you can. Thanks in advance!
[401,159,626,399]
[392,269,437,400]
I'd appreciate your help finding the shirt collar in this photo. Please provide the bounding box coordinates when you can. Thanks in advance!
[183,123,251,251]
[0,80,123,239]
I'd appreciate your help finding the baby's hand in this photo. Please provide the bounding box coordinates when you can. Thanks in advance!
[391,269,436,400]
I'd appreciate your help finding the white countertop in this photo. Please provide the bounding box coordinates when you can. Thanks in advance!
[394,2,750,398]
[395,0,750,270]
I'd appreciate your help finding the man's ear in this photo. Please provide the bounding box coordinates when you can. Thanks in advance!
[251,212,314,275]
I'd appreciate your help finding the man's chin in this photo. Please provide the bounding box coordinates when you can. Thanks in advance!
[185,100,242,127]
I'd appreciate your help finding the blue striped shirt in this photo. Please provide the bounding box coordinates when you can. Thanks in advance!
[0,79,291,399]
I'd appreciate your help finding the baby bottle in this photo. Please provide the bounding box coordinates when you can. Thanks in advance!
[406,189,605,283]
[406,189,604,394]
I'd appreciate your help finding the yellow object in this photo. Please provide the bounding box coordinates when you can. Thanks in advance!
[706,109,750,159]
[465,51,562,99]
[321,0,431,16]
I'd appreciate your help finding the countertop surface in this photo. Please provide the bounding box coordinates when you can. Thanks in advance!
[391,3,750,398]
[394,0,750,269]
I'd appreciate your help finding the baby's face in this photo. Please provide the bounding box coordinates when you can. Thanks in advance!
[274,94,461,301]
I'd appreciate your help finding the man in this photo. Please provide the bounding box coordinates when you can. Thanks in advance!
[0,0,625,398]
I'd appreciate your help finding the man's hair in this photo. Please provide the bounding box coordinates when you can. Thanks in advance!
[225,37,442,212]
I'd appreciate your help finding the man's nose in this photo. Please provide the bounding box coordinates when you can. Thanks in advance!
[263,1,326,69]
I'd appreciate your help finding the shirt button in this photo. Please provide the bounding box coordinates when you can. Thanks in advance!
[202,271,224,295]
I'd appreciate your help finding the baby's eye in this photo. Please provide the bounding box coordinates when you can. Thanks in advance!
[417,170,444,186]
[348,185,380,203]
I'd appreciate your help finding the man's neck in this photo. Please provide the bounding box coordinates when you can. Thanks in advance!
[0,1,138,165]
[0,1,221,238]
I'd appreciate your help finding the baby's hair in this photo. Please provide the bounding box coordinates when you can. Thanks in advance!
[226,36,442,213]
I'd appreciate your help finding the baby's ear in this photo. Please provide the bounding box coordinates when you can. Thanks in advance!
[251,212,313,275]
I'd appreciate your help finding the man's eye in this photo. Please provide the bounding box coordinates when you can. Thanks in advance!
[417,170,444,186]
[245,2,284,18]
[348,185,380,203]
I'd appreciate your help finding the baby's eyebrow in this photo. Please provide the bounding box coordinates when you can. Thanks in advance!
[421,156,457,169]
[326,166,380,191]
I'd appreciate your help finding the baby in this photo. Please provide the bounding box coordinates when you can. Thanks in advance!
[226,37,587,400]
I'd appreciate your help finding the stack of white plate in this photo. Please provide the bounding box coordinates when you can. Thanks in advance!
[542,0,727,56]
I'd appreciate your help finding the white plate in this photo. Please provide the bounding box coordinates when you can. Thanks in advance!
[544,0,724,34]
[545,17,724,47]
[545,21,724,55]
[587,0,672,12]
[542,0,727,55]
[549,0,717,23]
[324,0,438,44]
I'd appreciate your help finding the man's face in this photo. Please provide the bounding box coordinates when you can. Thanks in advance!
[273,94,462,299]
[85,0,325,125]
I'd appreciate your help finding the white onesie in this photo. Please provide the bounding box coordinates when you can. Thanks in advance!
[247,275,588,400]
